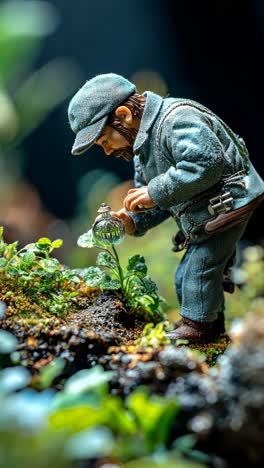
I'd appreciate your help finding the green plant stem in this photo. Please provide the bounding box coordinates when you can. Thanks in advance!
[111,245,124,290]
[124,275,137,298]
[95,246,120,279]
[123,275,132,296]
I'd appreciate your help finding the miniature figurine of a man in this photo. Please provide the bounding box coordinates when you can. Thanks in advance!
[68,73,264,343]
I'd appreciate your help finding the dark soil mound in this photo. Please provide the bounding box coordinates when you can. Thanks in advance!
[0,290,146,377]
[67,290,145,344]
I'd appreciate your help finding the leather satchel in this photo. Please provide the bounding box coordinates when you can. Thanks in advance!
[204,194,264,234]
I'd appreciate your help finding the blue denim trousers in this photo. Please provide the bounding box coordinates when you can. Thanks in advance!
[175,221,248,322]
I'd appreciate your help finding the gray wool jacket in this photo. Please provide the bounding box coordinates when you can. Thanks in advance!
[127,91,264,243]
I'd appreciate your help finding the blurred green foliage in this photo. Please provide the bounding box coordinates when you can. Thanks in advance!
[0,352,203,468]
[0,0,79,146]
[0,0,80,218]
[135,322,171,348]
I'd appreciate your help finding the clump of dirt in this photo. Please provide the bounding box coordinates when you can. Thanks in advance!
[0,289,146,377]
[100,343,209,397]
[67,290,145,344]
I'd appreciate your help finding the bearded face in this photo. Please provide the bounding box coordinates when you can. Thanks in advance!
[106,118,138,162]
[111,146,135,162]
[96,93,146,161]
[109,123,138,161]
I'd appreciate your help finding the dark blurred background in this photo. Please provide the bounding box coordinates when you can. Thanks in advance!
[1,0,263,270]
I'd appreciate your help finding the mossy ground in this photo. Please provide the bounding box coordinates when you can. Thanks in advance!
[189,334,230,365]
[0,277,99,326]
[0,275,229,391]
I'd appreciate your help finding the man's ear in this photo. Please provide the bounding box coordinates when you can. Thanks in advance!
[115,106,133,126]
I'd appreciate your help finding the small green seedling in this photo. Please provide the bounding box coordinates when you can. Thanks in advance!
[77,229,167,322]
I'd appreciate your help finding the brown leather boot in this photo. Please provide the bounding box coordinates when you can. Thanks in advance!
[166,316,218,344]
[171,312,225,335]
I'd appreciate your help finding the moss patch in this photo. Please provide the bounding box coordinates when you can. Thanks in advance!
[189,333,230,365]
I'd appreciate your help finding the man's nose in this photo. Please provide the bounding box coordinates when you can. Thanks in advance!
[96,140,111,154]
[102,143,112,155]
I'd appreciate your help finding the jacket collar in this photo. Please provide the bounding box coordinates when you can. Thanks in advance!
[133,91,163,154]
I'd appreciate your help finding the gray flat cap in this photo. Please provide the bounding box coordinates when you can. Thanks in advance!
[68,73,136,155]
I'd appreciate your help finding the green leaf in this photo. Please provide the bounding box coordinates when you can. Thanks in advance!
[141,276,158,294]
[4,241,18,259]
[21,252,36,267]
[51,367,113,414]
[40,258,60,273]
[100,395,137,435]
[175,339,189,346]
[65,427,113,460]
[172,434,197,454]
[50,392,99,412]
[49,238,63,252]
[20,274,34,282]
[14,60,80,143]
[82,266,105,287]
[6,266,20,276]
[37,237,52,250]
[139,294,156,305]
[38,358,65,389]
[62,269,80,283]
[0,258,8,268]
[0,1,59,85]
[142,323,155,336]
[37,237,52,244]
[0,241,6,256]
[0,226,3,239]
[0,330,17,353]
[96,251,116,270]
[82,266,119,290]
[125,275,143,295]
[100,276,121,290]
[49,405,105,434]
[64,366,113,396]
[209,348,220,355]
[127,255,147,276]
[23,242,35,249]
[127,390,180,449]
[135,322,171,348]
[77,230,96,248]
[69,292,78,297]
[0,366,30,394]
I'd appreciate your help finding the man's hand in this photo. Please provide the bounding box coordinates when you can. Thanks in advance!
[123,186,157,213]
[110,210,136,235]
